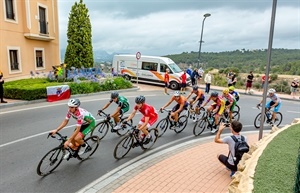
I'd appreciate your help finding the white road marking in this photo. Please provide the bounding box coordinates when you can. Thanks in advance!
[287,111,300,114]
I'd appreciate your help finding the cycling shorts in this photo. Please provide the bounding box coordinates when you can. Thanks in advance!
[120,106,130,115]
[79,120,96,137]
[192,95,205,107]
[139,114,158,128]
[266,101,281,113]
[225,100,237,112]
[172,102,189,113]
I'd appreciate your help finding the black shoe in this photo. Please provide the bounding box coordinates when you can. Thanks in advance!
[132,142,140,148]
[143,136,152,144]
[1,101,7,103]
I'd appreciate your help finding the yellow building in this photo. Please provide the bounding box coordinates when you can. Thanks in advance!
[0,0,60,80]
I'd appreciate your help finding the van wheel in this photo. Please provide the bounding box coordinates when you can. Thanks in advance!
[123,75,131,81]
[169,81,179,90]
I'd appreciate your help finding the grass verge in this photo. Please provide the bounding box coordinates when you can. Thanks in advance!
[253,123,300,193]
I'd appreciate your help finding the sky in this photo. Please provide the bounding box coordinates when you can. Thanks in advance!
[58,0,300,56]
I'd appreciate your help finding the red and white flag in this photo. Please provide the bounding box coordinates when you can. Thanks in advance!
[46,85,70,102]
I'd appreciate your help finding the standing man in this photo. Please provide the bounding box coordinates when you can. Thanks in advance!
[191,68,199,86]
[0,72,7,103]
[180,70,187,94]
[245,71,254,94]
[214,121,248,177]
[164,68,170,95]
[290,78,299,99]
[204,72,212,94]
[261,73,270,91]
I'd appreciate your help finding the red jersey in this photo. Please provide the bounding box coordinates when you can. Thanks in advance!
[164,73,169,83]
[134,103,158,117]
[181,73,187,83]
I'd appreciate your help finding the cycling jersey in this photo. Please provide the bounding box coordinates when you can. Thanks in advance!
[66,107,95,136]
[134,103,158,126]
[229,91,240,101]
[191,89,205,107]
[266,93,282,112]
[268,93,281,103]
[172,95,187,104]
[110,95,130,113]
[222,93,236,103]
[206,96,226,115]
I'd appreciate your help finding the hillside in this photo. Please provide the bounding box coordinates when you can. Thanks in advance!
[164,49,300,75]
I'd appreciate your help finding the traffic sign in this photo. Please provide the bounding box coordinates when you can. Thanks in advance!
[136,52,141,60]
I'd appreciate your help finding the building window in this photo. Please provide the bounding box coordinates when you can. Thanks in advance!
[36,50,44,68]
[39,6,47,34]
[5,0,15,20]
[9,50,19,71]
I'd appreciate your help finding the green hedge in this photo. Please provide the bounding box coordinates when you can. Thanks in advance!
[4,77,133,100]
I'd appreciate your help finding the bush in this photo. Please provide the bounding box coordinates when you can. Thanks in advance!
[4,77,133,100]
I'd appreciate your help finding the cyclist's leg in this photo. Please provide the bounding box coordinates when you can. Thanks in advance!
[196,96,205,114]
[171,104,180,123]
[272,102,281,121]
[229,101,236,121]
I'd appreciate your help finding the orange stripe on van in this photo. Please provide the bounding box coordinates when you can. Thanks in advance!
[170,75,180,82]
[121,69,136,77]
[150,71,164,81]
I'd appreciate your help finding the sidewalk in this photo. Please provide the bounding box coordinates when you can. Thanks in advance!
[78,132,261,193]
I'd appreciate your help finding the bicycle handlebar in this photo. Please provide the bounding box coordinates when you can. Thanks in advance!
[48,132,66,141]
[159,109,171,113]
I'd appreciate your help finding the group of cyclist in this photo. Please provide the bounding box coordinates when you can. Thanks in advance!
[51,83,281,159]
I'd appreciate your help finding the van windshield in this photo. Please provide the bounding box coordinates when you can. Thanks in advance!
[168,63,182,73]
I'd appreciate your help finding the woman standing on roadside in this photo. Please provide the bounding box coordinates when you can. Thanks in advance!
[0,71,7,103]
[290,78,299,99]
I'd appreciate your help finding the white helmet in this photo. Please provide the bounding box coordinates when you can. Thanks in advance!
[268,88,276,94]
[68,98,80,107]
[174,91,180,96]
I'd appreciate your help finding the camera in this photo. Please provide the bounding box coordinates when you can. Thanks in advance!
[224,121,230,127]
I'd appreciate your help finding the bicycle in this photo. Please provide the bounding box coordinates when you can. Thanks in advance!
[254,105,283,128]
[188,105,206,122]
[91,111,133,140]
[193,110,218,136]
[37,132,99,176]
[113,122,158,159]
[155,109,189,137]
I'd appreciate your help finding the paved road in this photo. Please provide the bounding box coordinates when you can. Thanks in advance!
[0,86,299,193]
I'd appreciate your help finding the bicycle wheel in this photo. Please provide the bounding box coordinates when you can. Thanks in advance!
[37,147,65,176]
[117,118,132,136]
[141,128,159,150]
[193,118,207,136]
[77,136,100,161]
[235,105,240,113]
[113,135,134,159]
[232,111,240,121]
[91,121,109,140]
[156,118,169,137]
[175,115,188,133]
[274,112,283,127]
[254,113,265,129]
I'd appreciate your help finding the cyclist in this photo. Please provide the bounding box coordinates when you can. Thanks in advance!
[257,88,282,126]
[201,91,226,133]
[222,88,237,122]
[99,91,130,132]
[160,91,189,129]
[51,98,95,159]
[124,95,158,144]
[186,85,205,122]
[228,86,240,102]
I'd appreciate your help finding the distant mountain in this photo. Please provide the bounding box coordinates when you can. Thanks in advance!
[60,49,116,63]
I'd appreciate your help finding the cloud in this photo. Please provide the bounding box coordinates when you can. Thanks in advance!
[58,1,300,56]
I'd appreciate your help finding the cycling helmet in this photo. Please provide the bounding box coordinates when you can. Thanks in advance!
[268,88,276,94]
[174,91,180,96]
[192,85,198,90]
[111,91,119,99]
[68,98,80,107]
[211,91,218,97]
[135,95,145,104]
[229,86,235,91]
[223,88,229,95]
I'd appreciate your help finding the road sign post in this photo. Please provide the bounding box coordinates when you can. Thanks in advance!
[136,52,141,85]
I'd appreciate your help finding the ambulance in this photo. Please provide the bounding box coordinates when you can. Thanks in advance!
[112,54,191,90]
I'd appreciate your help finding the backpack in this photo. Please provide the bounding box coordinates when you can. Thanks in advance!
[230,135,249,165]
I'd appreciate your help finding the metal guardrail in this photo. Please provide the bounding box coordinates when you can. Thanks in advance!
[294,145,300,193]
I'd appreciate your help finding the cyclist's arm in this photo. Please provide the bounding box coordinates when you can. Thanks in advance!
[101,101,112,111]
[271,100,279,108]
[175,102,185,114]
[126,109,137,122]
[53,119,69,134]
[214,122,226,143]
[186,92,192,99]
[162,98,174,109]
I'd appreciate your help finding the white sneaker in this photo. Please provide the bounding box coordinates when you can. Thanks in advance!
[63,152,70,160]
[211,128,218,134]
[192,116,197,122]
[113,124,121,130]
[78,145,87,156]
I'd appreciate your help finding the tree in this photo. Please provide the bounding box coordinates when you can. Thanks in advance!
[64,0,93,69]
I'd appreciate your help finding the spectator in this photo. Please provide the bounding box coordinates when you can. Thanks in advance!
[191,68,199,86]
[0,72,7,103]
[261,73,270,91]
[180,70,187,94]
[214,120,247,177]
[290,78,299,99]
[198,67,204,79]
[164,68,170,95]
[231,73,237,87]
[186,66,193,77]
[204,72,212,94]
[245,71,254,94]
[227,70,233,79]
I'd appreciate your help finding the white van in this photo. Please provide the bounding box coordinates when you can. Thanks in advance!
[112,54,191,90]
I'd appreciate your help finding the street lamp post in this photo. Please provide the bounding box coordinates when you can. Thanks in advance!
[197,13,211,69]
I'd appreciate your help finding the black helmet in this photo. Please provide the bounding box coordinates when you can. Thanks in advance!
[211,91,218,97]
[135,95,145,104]
[111,92,119,99]
[192,85,198,90]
